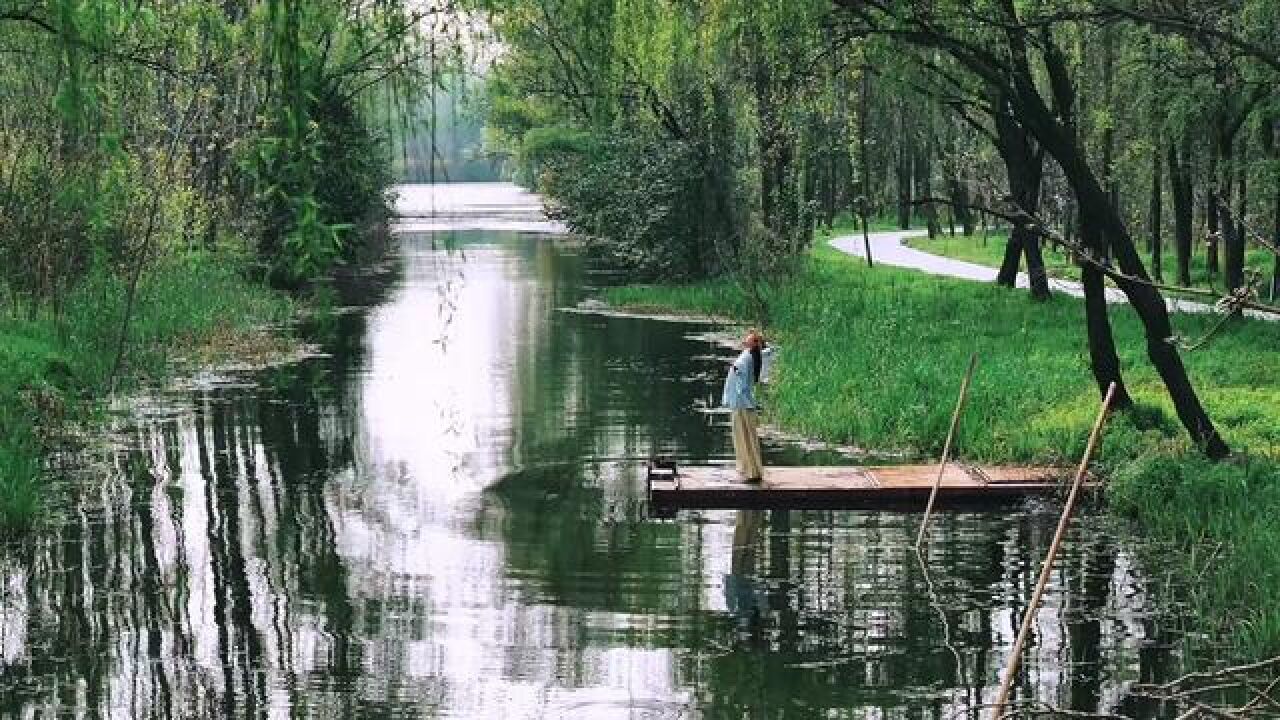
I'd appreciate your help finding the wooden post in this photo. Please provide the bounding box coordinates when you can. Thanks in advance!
[991,382,1118,719]
[916,352,978,549]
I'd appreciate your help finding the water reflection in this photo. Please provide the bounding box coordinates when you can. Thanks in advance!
[724,511,766,626]
[0,186,1183,719]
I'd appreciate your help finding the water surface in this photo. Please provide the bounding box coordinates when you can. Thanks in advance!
[0,183,1182,719]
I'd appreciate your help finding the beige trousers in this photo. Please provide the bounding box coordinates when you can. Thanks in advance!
[730,409,764,480]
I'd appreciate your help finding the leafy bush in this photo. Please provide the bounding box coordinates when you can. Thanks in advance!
[241,83,393,288]
[540,132,724,279]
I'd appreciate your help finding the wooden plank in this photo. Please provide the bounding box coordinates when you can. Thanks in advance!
[648,463,1083,511]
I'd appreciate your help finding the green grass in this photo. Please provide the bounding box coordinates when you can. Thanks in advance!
[606,242,1280,663]
[0,251,291,530]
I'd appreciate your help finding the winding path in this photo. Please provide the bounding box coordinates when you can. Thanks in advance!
[829,228,1263,319]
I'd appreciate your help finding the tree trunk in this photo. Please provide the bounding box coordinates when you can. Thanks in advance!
[1059,142,1225,454]
[1008,63,1228,457]
[1225,137,1247,290]
[896,112,913,230]
[760,143,776,235]
[754,42,778,237]
[1149,145,1163,282]
[993,99,1049,299]
[915,143,939,237]
[1063,195,1077,247]
[1274,184,1280,301]
[775,139,798,250]
[1080,222,1134,410]
[842,146,857,220]
[824,144,838,229]
[1101,25,1119,215]
[998,231,1023,288]
[1168,139,1193,286]
[1206,146,1221,278]
[1022,232,1049,299]
[858,71,874,267]
[949,177,974,235]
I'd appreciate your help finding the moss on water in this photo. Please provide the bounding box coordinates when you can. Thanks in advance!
[604,234,1280,664]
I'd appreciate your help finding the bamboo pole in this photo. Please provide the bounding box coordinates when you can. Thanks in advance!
[991,382,1118,719]
[916,352,979,549]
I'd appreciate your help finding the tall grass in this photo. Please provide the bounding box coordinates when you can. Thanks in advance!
[0,251,291,529]
[605,241,1280,662]
[1110,451,1280,660]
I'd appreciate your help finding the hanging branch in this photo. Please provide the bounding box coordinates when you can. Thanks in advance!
[0,7,207,82]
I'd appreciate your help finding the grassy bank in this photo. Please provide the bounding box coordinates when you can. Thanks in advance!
[0,252,291,529]
[605,229,1280,663]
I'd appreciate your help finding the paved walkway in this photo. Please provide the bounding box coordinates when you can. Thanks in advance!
[829,228,1259,318]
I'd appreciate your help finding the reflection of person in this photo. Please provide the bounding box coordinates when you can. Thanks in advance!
[721,330,766,484]
[724,510,766,620]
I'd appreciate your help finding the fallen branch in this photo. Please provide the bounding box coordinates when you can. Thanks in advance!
[1127,654,1280,720]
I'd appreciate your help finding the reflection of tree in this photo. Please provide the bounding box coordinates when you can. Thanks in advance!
[477,234,736,609]
[500,236,730,475]
[0,258,429,717]
[663,510,1152,718]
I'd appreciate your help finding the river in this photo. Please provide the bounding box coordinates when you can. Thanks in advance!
[0,183,1182,718]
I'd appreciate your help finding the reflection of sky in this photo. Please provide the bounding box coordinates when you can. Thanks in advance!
[328,225,690,718]
[0,563,26,667]
[359,241,512,504]
[392,182,565,234]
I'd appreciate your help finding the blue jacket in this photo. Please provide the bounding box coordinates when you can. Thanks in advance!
[721,350,757,410]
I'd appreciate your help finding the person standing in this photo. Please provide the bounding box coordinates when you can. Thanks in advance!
[722,330,766,484]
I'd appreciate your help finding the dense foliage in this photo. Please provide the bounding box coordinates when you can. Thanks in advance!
[481,0,837,283]
[0,0,440,301]
[0,0,441,527]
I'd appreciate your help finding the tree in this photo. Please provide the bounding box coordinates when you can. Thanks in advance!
[833,0,1229,456]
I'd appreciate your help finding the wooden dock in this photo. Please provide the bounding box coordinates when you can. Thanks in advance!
[648,463,1081,511]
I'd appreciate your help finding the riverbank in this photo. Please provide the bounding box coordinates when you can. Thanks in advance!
[605,227,1280,664]
[0,251,293,530]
